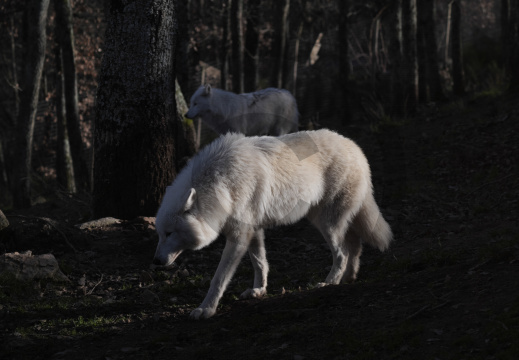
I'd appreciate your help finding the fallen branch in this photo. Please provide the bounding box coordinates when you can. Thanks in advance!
[87,274,104,295]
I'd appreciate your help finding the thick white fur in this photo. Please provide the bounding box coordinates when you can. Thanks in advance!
[154,129,392,319]
[185,85,299,136]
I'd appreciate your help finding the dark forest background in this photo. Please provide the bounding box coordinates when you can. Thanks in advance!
[0,0,518,215]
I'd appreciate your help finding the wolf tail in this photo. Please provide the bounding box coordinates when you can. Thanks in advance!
[352,192,393,251]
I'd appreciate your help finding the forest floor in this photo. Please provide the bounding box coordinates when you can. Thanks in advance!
[1,93,518,360]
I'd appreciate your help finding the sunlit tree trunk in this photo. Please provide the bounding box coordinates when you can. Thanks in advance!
[94,0,180,219]
[13,0,50,208]
[54,0,90,191]
[55,44,76,194]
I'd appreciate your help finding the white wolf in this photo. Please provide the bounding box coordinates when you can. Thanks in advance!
[185,85,299,136]
[153,129,392,319]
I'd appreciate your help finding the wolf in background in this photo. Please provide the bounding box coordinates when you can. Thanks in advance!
[153,129,392,319]
[185,85,299,136]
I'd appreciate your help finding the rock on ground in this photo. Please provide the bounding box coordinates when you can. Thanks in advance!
[0,251,69,282]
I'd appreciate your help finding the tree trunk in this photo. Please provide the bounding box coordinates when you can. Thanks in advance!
[55,44,76,194]
[231,0,244,93]
[10,16,20,119]
[417,0,427,102]
[501,0,511,67]
[13,0,50,208]
[509,0,519,92]
[451,0,465,96]
[244,0,260,92]
[94,0,179,219]
[338,0,350,122]
[271,0,290,88]
[389,0,404,116]
[402,0,418,114]
[54,0,90,191]
[220,0,231,90]
[176,0,190,95]
[422,0,443,101]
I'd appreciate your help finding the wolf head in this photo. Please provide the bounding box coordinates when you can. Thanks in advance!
[153,187,218,267]
[185,84,212,120]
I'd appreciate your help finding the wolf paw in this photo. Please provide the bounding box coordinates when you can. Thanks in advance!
[315,282,329,288]
[190,307,216,320]
[240,287,267,299]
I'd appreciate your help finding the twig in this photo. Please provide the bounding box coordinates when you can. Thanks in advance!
[465,174,514,196]
[405,305,430,321]
[87,274,104,295]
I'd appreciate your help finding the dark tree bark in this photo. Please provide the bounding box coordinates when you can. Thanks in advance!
[451,0,465,96]
[501,0,511,67]
[231,0,244,93]
[508,0,519,91]
[94,0,180,219]
[417,5,428,103]
[176,0,190,95]
[338,0,350,121]
[54,44,76,193]
[220,0,231,90]
[13,0,50,208]
[402,0,418,114]
[244,0,260,92]
[10,16,19,118]
[271,0,290,88]
[422,0,443,101]
[54,0,90,191]
[389,0,404,116]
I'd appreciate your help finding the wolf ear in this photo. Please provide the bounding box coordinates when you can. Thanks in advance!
[184,188,196,211]
[204,84,212,95]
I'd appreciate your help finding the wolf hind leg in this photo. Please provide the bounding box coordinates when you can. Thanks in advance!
[341,229,363,283]
[240,228,269,299]
[316,226,348,287]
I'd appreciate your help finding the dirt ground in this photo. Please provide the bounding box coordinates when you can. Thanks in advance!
[1,93,518,360]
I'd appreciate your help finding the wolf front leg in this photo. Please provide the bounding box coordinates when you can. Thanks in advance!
[240,229,269,299]
[190,235,250,320]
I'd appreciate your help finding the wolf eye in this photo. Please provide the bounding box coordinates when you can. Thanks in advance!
[165,232,172,238]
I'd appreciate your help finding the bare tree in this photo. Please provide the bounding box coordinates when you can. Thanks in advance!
[12,0,50,208]
[244,0,260,92]
[54,0,90,191]
[388,0,404,116]
[93,0,183,219]
[338,0,350,121]
[402,0,418,114]
[508,0,519,91]
[451,0,465,96]
[421,0,443,101]
[54,44,76,194]
[220,0,232,90]
[271,0,290,88]
[231,0,244,93]
[501,0,511,68]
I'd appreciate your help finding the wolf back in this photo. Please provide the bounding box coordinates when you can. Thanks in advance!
[185,85,299,136]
